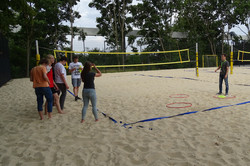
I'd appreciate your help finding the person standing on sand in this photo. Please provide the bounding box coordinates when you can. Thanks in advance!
[68,56,83,101]
[54,56,69,111]
[44,55,64,114]
[80,61,102,123]
[30,58,53,120]
[215,54,229,96]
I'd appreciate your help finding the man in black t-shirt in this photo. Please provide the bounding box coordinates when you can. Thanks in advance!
[215,54,229,96]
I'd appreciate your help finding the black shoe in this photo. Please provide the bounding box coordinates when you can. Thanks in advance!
[75,96,78,101]
[216,92,222,95]
[76,96,81,100]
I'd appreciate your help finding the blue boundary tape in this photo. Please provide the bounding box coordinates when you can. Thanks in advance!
[122,101,250,128]
[67,90,250,130]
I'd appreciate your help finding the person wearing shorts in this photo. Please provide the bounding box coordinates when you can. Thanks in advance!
[69,56,83,101]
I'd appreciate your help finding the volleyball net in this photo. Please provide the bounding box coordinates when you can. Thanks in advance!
[53,49,191,70]
[237,50,250,62]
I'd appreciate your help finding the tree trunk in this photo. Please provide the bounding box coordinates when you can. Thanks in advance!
[26,38,30,77]
[208,38,216,55]
[70,1,74,62]
[221,26,224,54]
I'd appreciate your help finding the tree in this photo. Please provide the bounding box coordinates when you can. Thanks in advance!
[233,0,250,40]
[89,0,134,68]
[131,0,174,53]
[175,0,250,55]
[1,0,80,77]
[89,0,133,52]
[78,29,87,52]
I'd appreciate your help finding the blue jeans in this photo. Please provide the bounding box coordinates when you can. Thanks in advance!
[35,87,53,112]
[219,74,229,94]
[56,83,67,110]
[82,89,98,120]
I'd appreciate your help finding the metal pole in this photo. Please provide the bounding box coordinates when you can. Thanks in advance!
[230,44,233,74]
[196,43,199,77]
[35,40,40,66]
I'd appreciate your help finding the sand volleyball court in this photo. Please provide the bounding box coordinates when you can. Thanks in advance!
[0,67,250,166]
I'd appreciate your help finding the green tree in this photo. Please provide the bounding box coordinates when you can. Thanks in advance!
[175,0,250,55]
[78,29,87,52]
[89,0,133,52]
[131,0,174,53]
[89,0,134,68]
[1,0,80,77]
[233,0,250,40]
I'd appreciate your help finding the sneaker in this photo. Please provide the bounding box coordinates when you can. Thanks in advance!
[216,92,222,95]
[76,96,82,100]
[225,93,228,96]
[75,96,78,101]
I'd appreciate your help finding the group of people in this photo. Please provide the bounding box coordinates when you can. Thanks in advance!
[30,55,102,123]
[30,53,229,122]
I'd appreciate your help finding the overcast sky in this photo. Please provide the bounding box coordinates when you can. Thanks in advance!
[65,0,249,52]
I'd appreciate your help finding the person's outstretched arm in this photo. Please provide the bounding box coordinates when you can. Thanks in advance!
[93,64,102,77]
[215,66,221,72]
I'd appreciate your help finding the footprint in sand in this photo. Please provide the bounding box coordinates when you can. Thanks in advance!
[221,146,234,154]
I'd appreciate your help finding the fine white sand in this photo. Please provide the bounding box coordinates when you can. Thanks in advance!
[0,66,250,166]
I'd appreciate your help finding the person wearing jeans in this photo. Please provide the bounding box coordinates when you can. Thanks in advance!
[30,58,53,120]
[80,61,102,123]
[82,89,98,120]
[54,56,69,111]
[219,73,229,95]
[215,54,229,96]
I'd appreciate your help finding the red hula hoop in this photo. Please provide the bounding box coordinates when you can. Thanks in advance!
[166,102,192,108]
[213,95,236,99]
[169,94,189,98]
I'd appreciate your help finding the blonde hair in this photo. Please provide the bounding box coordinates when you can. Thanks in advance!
[45,54,54,65]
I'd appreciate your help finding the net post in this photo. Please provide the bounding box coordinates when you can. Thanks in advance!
[242,51,244,62]
[35,40,40,66]
[65,51,69,69]
[216,56,218,67]
[202,55,204,68]
[196,43,199,77]
[178,50,182,63]
[230,44,233,75]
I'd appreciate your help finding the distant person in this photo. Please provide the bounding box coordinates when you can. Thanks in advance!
[80,61,102,123]
[54,56,69,111]
[30,58,53,120]
[69,56,83,101]
[44,54,64,114]
[215,54,229,96]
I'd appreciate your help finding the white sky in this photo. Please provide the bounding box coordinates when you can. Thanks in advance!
[65,0,249,52]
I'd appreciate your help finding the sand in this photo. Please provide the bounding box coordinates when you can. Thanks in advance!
[0,66,250,166]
